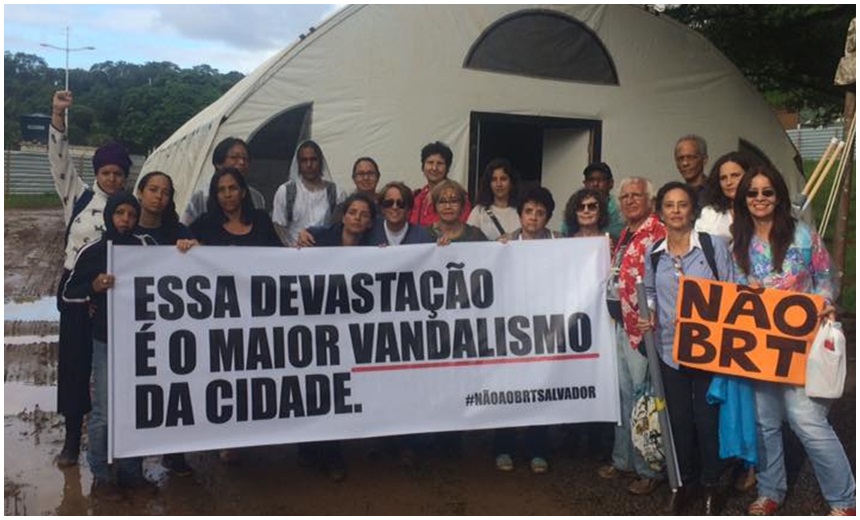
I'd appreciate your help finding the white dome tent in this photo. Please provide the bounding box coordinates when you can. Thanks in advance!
[142,4,803,222]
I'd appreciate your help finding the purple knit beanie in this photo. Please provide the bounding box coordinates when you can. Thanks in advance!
[92,141,132,175]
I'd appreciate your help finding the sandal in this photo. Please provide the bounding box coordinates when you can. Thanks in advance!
[495,453,514,472]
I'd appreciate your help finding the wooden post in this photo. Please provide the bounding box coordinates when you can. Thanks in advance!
[833,90,855,305]
[4,143,10,196]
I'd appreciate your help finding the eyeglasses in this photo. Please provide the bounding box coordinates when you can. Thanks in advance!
[381,199,406,209]
[577,202,599,212]
[437,198,461,206]
[354,171,378,179]
[745,188,776,199]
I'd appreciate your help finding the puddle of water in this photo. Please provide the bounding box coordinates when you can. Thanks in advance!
[4,382,56,414]
[4,413,92,515]
[3,296,60,322]
[4,335,60,345]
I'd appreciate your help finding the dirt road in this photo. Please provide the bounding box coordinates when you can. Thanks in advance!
[3,208,855,515]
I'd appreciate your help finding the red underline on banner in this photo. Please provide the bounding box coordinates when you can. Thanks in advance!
[350,353,600,373]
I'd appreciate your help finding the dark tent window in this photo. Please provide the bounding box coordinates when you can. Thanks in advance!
[739,137,803,175]
[247,103,312,208]
[464,10,618,85]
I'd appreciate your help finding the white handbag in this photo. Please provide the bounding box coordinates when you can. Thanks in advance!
[805,319,847,399]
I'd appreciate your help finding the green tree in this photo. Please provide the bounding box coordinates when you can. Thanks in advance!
[3,52,243,152]
[662,4,854,124]
[4,52,54,146]
[115,66,230,153]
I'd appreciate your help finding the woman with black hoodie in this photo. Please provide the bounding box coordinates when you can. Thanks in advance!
[63,192,155,501]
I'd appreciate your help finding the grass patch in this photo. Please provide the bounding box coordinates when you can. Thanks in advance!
[803,159,855,313]
[4,193,62,209]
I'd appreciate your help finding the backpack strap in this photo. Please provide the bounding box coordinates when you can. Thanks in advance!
[485,207,506,236]
[63,189,95,246]
[285,181,298,224]
[649,234,719,280]
[649,238,665,276]
[286,180,338,223]
[698,232,719,280]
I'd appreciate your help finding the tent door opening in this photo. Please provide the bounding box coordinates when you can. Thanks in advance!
[468,112,602,229]
[247,103,313,209]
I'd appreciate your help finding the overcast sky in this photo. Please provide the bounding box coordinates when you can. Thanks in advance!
[4,4,343,75]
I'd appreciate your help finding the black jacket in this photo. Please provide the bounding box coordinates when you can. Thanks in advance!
[63,192,148,342]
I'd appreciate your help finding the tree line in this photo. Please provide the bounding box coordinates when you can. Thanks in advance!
[4,52,243,154]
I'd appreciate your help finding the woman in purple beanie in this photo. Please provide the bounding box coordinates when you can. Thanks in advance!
[49,90,133,469]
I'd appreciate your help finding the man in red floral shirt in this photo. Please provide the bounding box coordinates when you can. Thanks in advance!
[409,141,471,227]
[597,176,667,496]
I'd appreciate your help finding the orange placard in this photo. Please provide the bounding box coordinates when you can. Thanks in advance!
[672,277,824,385]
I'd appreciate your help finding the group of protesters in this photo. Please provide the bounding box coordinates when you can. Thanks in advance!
[49,89,854,514]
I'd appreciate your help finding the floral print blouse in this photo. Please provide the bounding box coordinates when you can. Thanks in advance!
[734,221,836,303]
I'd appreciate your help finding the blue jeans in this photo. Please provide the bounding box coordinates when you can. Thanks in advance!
[754,381,855,508]
[89,339,142,482]
[610,322,660,479]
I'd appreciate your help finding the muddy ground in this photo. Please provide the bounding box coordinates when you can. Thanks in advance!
[3,207,856,515]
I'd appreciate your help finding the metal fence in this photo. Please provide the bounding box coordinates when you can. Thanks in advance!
[786,124,846,161]
[3,150,145,195]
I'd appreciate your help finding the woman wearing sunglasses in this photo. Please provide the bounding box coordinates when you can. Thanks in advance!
[363,181,434,467]
[641,181,734,515]
[561,187,613,453]
[732,165,854,516]
[563,188,610,238]
[368,181,434,245]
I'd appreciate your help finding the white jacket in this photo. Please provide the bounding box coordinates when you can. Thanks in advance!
[49,125,111,270]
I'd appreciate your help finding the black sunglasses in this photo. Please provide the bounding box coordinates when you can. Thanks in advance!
[381,199,407,209]
[577,202,599,212]
[746,188,776,199]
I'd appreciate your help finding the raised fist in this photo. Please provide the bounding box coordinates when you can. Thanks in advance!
[53,90,73,113]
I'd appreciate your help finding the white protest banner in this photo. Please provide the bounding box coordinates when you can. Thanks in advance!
[108,238,619,458]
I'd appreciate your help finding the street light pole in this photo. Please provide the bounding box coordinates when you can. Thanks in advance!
[64,25,69,91]
[40,26,95,128]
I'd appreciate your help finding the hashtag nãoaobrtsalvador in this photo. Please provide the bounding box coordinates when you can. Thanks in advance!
[465,386,597,407]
